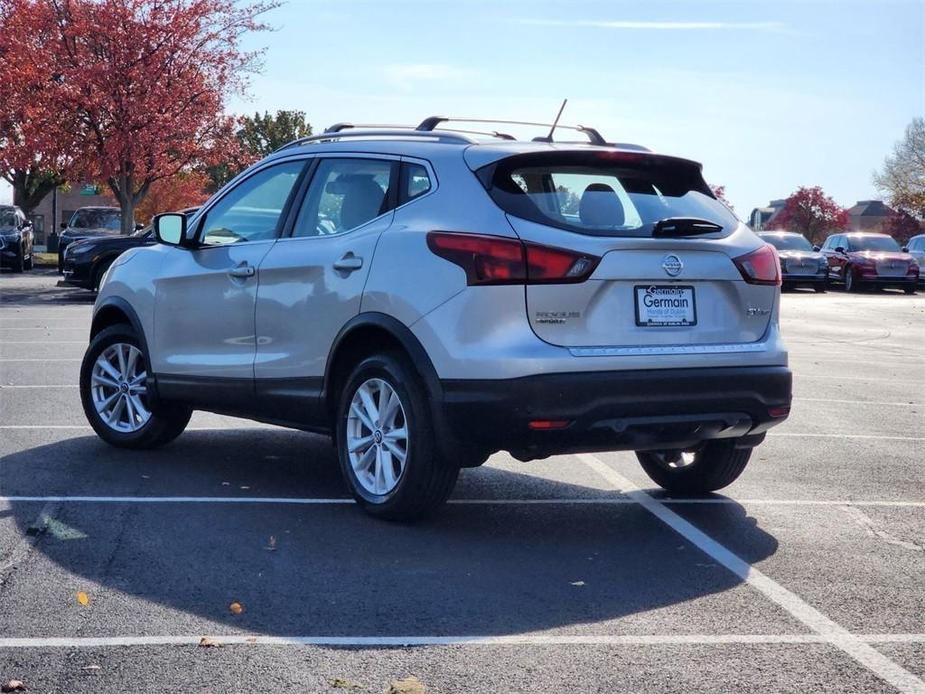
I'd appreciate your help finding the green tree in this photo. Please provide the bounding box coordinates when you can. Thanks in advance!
[208,110,313,191]
[874,118,925,219]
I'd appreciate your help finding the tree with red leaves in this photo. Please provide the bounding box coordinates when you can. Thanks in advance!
[710,184,734,211]
[135,171,210,225]
[882,209,922,244]
[768,186,848,245]
[1,0,276,234]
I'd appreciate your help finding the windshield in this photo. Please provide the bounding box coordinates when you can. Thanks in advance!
[70,209,121,230]
[480,151,737,237]
[0,210,17,227]
[760,233,813,251]
[848,236,901,252]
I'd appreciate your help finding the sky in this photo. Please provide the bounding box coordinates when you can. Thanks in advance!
[4,0,923,217]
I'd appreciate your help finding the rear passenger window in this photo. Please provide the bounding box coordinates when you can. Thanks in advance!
[404,163,432,202]
[292,158,394,238]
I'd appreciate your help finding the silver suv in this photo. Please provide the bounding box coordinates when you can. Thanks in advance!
[79,117,792,519]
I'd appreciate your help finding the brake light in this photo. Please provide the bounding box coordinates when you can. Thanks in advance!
[734,244,781,286]
[426,232,600,285]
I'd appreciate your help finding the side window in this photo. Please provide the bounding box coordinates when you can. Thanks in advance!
[200,161,304,246]
[292,158,394,238]
[403,163,432,202]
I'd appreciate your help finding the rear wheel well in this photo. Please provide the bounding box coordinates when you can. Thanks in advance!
[325,325,409,418]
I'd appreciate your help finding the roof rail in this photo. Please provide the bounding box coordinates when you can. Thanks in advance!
[416,116,608,145]
[274,126,476,152]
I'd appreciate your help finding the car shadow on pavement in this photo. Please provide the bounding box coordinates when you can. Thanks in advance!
[2,430,780,637]
[0,269,95,305]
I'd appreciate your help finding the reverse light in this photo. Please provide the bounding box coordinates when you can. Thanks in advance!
[426,232,600,286]
[734,244,781,286]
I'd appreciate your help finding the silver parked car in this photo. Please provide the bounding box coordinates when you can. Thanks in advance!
[79,117,792,519]
[904,234,925,287]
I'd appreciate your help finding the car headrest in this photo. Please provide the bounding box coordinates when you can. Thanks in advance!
[328,175,386,230]
[579,183,625,227]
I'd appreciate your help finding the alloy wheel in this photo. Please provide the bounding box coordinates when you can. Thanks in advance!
[346,378,409,495]
[90,343,151,433]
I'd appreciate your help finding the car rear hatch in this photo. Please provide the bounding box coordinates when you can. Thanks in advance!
[472,149,779,349]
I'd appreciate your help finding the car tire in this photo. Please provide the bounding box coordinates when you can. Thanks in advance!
[93,260,113,292]
[80,324,191,449]
[335,352,459,521]
[904,285,917,295]
[11,248,24,273]
[844,267,857,292]
[636,439,752,495]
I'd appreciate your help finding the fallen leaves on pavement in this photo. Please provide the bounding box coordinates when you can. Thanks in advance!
[388,675,424,694]
[76,591,89,606]
[1,680,25,692]
[329,677,359,689]
[229,601,244,615]
[198,637,222,648]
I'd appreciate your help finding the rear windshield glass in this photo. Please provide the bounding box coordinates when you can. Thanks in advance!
[760,233,813,251]
[478,151,737,237]
[70,209,121,230]
[848,236,901,252]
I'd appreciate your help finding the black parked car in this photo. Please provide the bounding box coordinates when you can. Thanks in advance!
[0,205,35,272]
[61,207,199,291]
[57,207,141,272]
[758,231,828,292]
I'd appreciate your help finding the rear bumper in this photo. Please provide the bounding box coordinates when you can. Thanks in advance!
[439,365,792,460]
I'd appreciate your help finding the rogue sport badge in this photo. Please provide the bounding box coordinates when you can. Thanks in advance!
[662,254,683,277]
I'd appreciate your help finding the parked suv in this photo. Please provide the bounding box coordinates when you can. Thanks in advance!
[758,231,827,291]
[58,207,140,272]
[79,118,792,519]
[820,232,919,293]
[0,205,35,272]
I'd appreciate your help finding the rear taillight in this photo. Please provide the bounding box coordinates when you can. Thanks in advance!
[426,232,600,286]
[734,244,781,286]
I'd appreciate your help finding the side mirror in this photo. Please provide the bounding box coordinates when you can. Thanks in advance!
[902,246,909,253]
[835,246,845,254]
[153,213,188,247]
[134,222,144,231]
[812,245,820,252]
[60,222,68,229]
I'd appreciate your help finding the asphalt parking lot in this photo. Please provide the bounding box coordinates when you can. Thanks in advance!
[0,269,923,693]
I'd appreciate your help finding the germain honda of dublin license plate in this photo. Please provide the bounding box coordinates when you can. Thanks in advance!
[634,285,697,327]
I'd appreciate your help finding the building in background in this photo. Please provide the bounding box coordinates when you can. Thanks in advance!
[748,199,786,231]
[845,200,894,232]
[28,183,115,247]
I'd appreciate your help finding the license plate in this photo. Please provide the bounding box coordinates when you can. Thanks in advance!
[634,285,697,327]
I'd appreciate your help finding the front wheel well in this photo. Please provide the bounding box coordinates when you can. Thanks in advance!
[90,305,132,339]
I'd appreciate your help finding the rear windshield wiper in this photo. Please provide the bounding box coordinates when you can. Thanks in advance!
[652,217,724,237]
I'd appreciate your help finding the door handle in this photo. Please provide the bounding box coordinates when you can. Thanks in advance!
[228,263,256,279]
[333,253,363,272]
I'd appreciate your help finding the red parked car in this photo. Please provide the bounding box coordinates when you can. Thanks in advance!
[820,232,919,294]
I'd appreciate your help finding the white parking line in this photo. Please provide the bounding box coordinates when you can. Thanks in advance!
[0,633,923,649]
[0,341,84,344]
[0,385,78,388]
[772,433,925,442]
[797,398,922,407]
[0,359,83,362]
[797,374,907,383]
[2,496,923,508]
[577,453,925,694]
